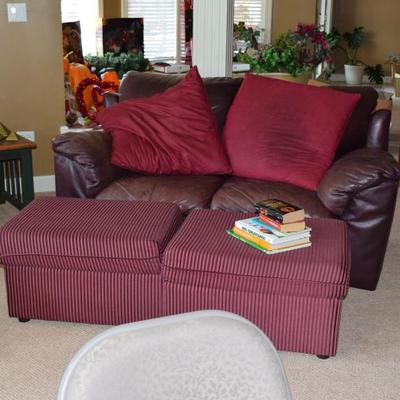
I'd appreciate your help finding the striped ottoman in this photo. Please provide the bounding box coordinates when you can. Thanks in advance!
[0,198,182,325]
[162,210,350,357]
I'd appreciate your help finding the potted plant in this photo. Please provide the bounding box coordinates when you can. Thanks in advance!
[329,27,386,85]
[236,23,333,83]
[233,21,261,53]
[329,27,365,84]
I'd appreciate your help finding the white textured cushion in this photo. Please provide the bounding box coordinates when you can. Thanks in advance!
[58,311,292,400]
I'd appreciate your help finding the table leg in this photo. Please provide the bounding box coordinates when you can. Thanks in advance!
[20,149,35,207]
[0,161,4,204]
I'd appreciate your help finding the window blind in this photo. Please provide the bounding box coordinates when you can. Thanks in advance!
[61,0,79,22]
[234,0,264,29]
[126,0,177,61]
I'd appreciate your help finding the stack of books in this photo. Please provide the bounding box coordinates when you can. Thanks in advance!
[227,199,311,254]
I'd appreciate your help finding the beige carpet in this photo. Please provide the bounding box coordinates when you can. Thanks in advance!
[0,200,399,400]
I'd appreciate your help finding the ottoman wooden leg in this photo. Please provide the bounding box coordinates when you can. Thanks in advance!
[18,318,31,323]
[317,355,330,360]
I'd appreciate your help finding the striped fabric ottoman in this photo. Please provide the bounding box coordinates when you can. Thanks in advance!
[0,198,182,325]
[162,210,350,357]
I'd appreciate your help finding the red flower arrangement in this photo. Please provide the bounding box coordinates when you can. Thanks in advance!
[291,23,333,66]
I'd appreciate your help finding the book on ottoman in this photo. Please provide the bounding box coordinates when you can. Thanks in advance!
[229,199,310,254]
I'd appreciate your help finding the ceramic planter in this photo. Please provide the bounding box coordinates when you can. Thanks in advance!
[344,64,365,85]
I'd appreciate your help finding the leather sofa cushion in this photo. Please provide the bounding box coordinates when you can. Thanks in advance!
[96,175,226,215]
[210,177,332,218]
[119,71,242,133]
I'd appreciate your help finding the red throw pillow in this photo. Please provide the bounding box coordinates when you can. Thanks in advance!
[222,74,361,190]
[96,67,231,175]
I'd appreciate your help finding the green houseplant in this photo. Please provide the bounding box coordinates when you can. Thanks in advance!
[85,51,151,78]
[329,27,384,85]
[328,26,365,84]
[236,24,333,83]
[364,64,385,85]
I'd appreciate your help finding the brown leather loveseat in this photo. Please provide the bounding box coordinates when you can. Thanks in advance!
[52,72,400,291]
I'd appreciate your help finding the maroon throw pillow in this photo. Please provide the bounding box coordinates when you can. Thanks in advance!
[96,67,231,175]
[222,74,360,190]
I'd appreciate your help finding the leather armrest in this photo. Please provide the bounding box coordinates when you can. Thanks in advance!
[318,148,400,289]
[318,148,400,216]
[367,109,391,151]
[52,130,124,198]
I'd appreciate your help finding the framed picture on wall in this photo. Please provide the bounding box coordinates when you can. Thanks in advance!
[62,21,84,64]
[102,18,144,55]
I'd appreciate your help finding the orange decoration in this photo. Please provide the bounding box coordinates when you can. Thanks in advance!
[101,70,120,91]
[75,78,118,119]
[69,63,97,111]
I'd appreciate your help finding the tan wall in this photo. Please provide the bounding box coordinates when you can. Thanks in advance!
[0,0,65,177]
[272,0,316,41]
[103,0,122,18]
[333,0,400,70]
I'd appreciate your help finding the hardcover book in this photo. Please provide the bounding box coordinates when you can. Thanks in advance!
[255,199,305,224]
[227,229,311,254]
[234,217,310,245]
[259,214,306,233]
[232,226,310,250]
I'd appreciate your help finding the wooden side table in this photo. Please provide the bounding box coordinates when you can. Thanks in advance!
[0,136,37,209]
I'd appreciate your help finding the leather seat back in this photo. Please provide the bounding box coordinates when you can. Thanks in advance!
[120,71,242,133]
[119,72,382,154]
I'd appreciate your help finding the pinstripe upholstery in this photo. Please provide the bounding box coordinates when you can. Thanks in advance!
[0,200,350,355]
[0,198,183,273]
[163,285,343,356]
[5,267,162,325]
[162,210,350,356]
[0,198,182,324]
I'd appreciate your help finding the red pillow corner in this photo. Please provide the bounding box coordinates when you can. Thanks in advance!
[222,74,360,191]
[96,66,231,176]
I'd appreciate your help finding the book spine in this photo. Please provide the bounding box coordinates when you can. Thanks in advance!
[226,229,267,254]
[259,214,282,230]
[264,242,312,254]
[256,206,284,223]
[232,226,271,250]
[228,229,312,255]
[234,221,276,244]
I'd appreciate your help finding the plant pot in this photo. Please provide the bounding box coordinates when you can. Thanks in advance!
[256,72,312,84]
[344,64,365,85]
[235,40,250,53]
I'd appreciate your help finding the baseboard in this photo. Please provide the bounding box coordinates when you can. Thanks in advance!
[34,175,55,193]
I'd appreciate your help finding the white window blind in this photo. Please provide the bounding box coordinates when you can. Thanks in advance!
[61,0,99,56]
[126,0,177,61]
[61,0,79,22]
[234,0,264,29]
